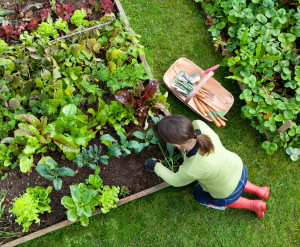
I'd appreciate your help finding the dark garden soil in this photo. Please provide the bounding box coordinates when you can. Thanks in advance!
[0,122,164,239]
[0,0,167,244]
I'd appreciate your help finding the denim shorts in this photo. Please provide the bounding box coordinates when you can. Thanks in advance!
[193,164,247,207]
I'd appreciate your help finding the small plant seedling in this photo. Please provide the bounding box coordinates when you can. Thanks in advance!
[74,144,109,169]
[100,132,131,157]
[128,129,159,153]
[36,157,75,190]
[158,142,182,172]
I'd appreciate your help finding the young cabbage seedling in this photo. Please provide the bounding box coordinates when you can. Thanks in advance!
[35,157,75,190]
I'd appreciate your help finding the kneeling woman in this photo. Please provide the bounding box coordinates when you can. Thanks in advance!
[146,115,269,218]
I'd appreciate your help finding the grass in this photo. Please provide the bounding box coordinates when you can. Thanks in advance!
[20,0,299,246]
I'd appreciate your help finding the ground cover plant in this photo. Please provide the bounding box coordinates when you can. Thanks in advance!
[20,0,298,246]
[0,0,168,244]
[195,0,300,159]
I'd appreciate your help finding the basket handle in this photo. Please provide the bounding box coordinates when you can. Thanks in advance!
[184,71,214,105]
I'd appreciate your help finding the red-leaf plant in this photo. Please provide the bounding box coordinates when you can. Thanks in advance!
[98,0,116,14]
[54,3,76,22]
[115,79,167,124]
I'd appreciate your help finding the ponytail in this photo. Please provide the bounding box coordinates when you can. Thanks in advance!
[195,134,214,156]
[157,114,215,157]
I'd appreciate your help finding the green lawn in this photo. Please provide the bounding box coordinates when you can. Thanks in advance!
[21,0,299,246]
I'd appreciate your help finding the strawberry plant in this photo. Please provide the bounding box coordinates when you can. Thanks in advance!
[196,0,300,159]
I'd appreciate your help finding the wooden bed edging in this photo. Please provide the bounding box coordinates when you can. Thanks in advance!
[114,0,154,79]
[2,182,170,247]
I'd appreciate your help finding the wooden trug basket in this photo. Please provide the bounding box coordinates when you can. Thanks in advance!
[163,57,234,121]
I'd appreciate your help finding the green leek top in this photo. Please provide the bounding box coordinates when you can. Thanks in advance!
[154,120,243,199]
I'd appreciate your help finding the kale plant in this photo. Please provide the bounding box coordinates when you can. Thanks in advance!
[74,144,109,170]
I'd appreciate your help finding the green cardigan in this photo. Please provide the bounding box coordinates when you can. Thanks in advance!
[154,120,243,199]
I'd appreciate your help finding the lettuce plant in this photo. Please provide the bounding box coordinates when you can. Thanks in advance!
[54,18,70,34]
[9,186,52,232]
[61,172,122,227]
[0,143,12,171]
[70,9,89,28]
[61,183,99,226]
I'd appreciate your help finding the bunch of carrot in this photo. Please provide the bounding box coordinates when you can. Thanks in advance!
[193,93,226,127]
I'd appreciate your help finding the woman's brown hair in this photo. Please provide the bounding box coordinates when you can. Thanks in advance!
[156,115,214,156]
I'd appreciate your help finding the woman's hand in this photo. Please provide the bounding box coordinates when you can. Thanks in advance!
[144,158,159,171]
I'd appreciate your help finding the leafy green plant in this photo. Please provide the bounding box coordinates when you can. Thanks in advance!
[286,147,300,161]
[100,132,131,157]
[61,183,99,226]
[88,98,137,135]
[61,172,121,226]
[9,186,52,232]
[54,18,70,34]
[0,144,12,171]
[128,129,159,153]
[37,21,58,42]
[74,144,109,169]
[196,0,299,159]
[45,104,97,160]
[70,9,89,28]
[85,174,120,214]
[13,115,51,173]
[36,157,75,190]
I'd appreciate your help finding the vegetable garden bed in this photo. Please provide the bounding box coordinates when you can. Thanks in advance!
[0,0,173,245]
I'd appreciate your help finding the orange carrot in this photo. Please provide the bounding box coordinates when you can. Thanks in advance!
[197,97,209,113]
[207,105,226,127]
[193,96,207,117]
[197,99,221,127]
[195,92,206,99]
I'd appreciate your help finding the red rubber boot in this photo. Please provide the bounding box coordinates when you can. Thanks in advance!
[244,181,270,200]
[226,197,266,218]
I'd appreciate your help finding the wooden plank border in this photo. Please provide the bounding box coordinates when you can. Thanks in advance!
[114,0,154,79]
[3,1,170,246]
